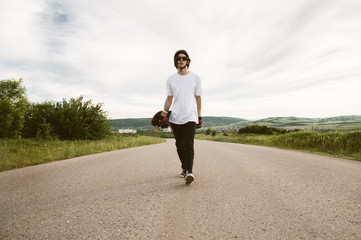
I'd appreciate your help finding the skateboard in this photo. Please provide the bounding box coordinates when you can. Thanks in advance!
[151,110,171,132]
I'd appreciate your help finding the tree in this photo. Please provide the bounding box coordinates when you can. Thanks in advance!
[56,96,111,140]
[0,78,29,138]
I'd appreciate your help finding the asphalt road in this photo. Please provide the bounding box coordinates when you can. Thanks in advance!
[1,139,360,240]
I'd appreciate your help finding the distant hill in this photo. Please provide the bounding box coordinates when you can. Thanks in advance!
[108,115,361,131]
[201,116,248,127]
[108,116,248,131]
[109,118,152,130]
[226,115,361,131]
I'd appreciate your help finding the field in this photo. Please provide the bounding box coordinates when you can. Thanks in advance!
[0,135,165,172]
[196,131,361,161]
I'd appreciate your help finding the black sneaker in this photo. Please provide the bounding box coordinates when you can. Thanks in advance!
[180,169,187,178]
[185,173,195,184]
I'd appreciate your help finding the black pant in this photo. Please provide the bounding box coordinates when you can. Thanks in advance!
[171,122,196,173]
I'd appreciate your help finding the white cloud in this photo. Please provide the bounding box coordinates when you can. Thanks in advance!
[1,0,360,119]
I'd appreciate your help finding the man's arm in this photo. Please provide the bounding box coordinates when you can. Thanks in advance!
[196,96,202,117]
[164,96,173,112]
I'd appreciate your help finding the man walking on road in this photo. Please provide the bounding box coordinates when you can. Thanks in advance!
[163,50,202,184]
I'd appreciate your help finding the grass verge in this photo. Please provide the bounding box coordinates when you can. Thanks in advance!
[0,135,165,172]
[195,131,361,161]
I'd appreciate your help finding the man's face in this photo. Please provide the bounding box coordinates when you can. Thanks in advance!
[176,53,188,68]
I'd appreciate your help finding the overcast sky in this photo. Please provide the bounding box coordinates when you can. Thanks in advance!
[1,0,360,120]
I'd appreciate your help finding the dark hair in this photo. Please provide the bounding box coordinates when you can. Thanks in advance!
[174,49,191,68]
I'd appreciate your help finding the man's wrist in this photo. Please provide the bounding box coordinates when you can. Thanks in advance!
[196,117,203,129]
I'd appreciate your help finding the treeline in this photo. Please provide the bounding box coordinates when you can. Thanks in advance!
[0,78,111,140]
[238,125,294,135]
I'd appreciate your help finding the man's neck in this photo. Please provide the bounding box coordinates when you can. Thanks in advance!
[177,68,190,75]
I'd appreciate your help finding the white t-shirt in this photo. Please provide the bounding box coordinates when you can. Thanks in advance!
[166,72,202,124]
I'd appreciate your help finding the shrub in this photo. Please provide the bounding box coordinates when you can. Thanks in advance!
[23,96,111,140]
[205,127,212,135]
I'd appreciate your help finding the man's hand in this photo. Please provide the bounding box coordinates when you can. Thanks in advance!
[196,117,202,129]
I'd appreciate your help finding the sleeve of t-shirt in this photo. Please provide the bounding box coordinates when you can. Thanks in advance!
[195,75,202,96]
[166,77,173,96]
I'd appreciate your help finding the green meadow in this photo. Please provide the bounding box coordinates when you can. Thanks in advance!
[195,130,361,161]
[0,135,165,172]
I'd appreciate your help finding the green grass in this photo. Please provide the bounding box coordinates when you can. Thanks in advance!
[271,131,361,160]
[0,135,165,172]
[195,131,361,161]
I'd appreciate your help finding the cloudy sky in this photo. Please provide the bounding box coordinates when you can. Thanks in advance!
[1,0,360,120]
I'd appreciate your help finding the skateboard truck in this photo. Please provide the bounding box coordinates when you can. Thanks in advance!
[160,110,168,117]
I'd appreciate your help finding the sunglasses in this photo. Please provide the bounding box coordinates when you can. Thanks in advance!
[176,56,189,61]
